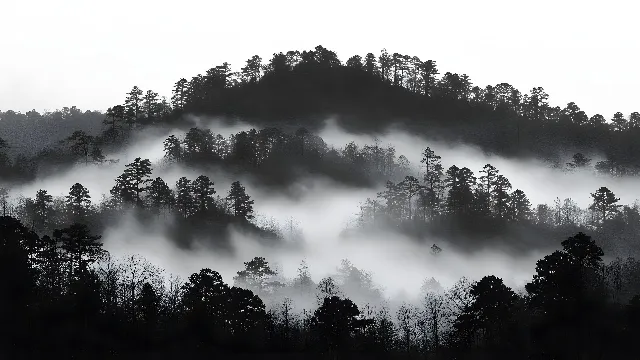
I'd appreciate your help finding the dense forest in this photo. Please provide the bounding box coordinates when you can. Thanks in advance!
[4,45,640,176]
[2,45,640,358]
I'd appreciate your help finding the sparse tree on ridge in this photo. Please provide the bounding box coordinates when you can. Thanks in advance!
[124,86,144,128]
[171,78,188,109]
[142,90,160,122]
[241,55,263,83]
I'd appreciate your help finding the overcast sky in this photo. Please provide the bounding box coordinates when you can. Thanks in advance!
[1,0,638,118]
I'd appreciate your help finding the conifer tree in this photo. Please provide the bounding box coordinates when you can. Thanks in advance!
[227,181,254,220]
[589,187,622,223]
[66,183,91,220]
[175,177,195,217]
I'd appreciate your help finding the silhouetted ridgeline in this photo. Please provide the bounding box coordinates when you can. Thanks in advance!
[3,45,640,358]
[3,45,640,178]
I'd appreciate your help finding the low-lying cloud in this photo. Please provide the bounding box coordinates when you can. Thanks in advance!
[5,115,638,307]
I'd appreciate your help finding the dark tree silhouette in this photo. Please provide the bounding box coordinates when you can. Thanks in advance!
[191,175,216,214]
[65,183,91,222]
[227,180,254,220]
[455,275,518,348]
[110,157,153,207]
[66,130,95,165]
[174,176,195,217]
[54,223,106,279]
[311,296,363,353]
[4,44,640,358]
[233,257,276,296]
[589,187,622,223]
[163,134,182,162]
[147,177,174,214]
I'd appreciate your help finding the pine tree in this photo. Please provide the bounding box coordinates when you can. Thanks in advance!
[33,189,53,232]
[293,260,314,295]
[227,181,254,220]
[35,234,64,300]
[110,158,153,207]
[192,175,216,213]
[66,130,94,165]
[589,187,622,223]
[147,177,174,213]
[420,147,444,216]
[508,189,532,222]
[445,166,476,215]
[104,105,126,137]
[491,175,512,218]
[400,176,423,221]
[171,78,188,109]
[378,181,406,221]
[418,60,439,96]
[65,183,91,220]
[233,256,276,295]
[142,90,159,121]
[55,223,105,280]
[240,55,263,83]
[90,146,106,164]
[163,135,182,162]
[124,86,144,128]
[478,164,499,214]
[175,177,195,217]
[364,53,378,75]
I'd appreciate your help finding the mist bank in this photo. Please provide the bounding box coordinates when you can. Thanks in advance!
[5,42,640,185]
[1,115,638,308]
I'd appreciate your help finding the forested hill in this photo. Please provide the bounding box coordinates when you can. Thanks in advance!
[2,45,640,173]
[107,45,640,169]
[4,45,640,360]
[0,107,105,157]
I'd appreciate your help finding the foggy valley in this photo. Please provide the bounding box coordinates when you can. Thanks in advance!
[6,116,632,299]
[2,44,640,359]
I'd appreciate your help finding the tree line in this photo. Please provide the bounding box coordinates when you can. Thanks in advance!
[0,155,260,250]
[4,125,639,254]
[4,45,640,182]
[3,210,640,358]
[0,131,639,357]
[357,147,628,227]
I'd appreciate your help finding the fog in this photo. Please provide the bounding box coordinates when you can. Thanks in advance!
[319,117,640,209]
[5,116,639,307]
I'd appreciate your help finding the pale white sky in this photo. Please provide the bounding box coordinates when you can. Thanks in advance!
[1,0,638,118]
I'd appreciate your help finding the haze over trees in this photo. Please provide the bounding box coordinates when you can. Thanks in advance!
[2,45,640,358]
[4,45,640,182]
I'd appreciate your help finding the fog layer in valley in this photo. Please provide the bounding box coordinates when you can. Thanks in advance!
[5,116,638,305]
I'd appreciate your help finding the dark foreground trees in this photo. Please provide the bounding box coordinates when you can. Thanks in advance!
[1,212,640,358]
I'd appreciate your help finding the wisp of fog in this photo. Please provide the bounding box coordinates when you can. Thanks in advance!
[6,115,640,306]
